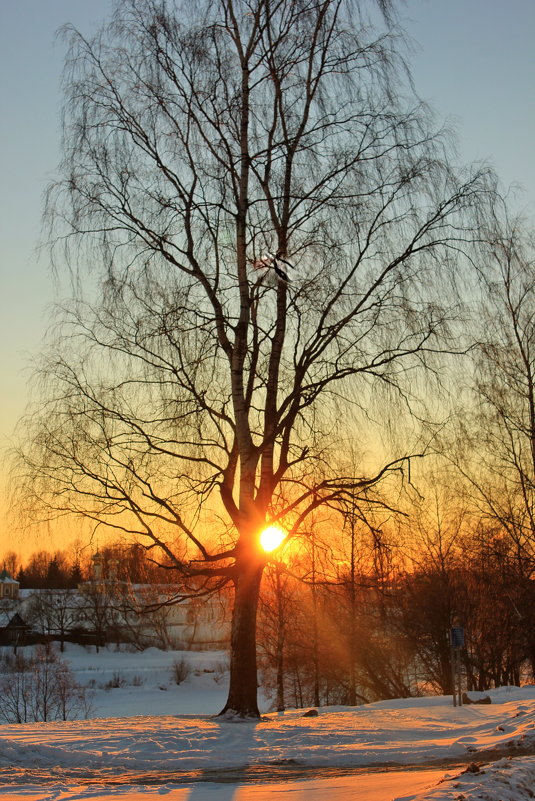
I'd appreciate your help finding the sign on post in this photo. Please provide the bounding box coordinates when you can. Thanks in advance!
[450,627,465,707]
[450,627,465,649]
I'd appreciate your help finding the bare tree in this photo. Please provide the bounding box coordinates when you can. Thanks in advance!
[77,581,120,652]
[16,0,494,716]
[459,529,527,690]
[1,551,20,578]
[0,645,93,723]
[26,589,79,652]
[258,560,293,710]
[111,580,180,650]
[0,652,33,723]
[461,219,535,564]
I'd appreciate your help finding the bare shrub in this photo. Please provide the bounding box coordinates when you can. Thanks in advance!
[171,658,191,685]
[212,661,229,685]
[109,671,127,688]
[0,645,93,723]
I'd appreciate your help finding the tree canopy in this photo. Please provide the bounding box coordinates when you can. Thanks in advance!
[17,0,496,716]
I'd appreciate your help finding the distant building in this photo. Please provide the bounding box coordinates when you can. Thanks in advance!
[0,558,230,652]
[0,568,19,600]
[0,610,30,646]
[76,553,231,650]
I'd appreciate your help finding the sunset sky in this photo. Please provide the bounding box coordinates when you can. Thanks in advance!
[1,0,534,555]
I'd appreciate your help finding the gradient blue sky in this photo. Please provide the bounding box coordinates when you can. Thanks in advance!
[1,0,534,539]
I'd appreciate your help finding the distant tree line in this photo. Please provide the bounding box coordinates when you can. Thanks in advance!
[3,505,535,710]
[1,543,178,590]
[257,509,535,710]
[1,542,225,653]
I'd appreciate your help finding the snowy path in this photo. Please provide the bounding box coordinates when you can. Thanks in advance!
[0,769,448,800]
[2,761,535,801]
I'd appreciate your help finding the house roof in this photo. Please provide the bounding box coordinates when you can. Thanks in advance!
[5,612,27,628]
[0,610,27,627]
[0,568,18,584]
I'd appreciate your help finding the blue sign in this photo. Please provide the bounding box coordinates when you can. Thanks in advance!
[450,627,465,648]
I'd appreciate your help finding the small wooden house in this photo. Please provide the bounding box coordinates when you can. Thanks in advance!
[0,611,30,646]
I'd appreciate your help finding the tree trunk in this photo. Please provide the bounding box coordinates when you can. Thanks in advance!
[311,540,320,708]
[348,511,357,705]
[220,560,264,717]
[275,567,285,712]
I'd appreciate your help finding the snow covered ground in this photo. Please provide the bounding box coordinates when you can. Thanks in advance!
[1,644,535,800]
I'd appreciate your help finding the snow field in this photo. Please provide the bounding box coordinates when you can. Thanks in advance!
[1,644,535,800]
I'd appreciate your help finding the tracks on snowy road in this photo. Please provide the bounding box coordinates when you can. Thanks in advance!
[0,762,457,787]
[4,744,535,788]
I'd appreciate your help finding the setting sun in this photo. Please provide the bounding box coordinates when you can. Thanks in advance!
[259,525,286,553]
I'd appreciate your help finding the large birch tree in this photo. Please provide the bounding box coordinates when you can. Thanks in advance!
[18,0,493,716]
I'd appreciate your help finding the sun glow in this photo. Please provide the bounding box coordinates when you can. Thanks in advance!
[259,525,286,553]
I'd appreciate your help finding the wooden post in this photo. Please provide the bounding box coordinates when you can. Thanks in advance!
[451,645,457,707]
[450,627,465,707]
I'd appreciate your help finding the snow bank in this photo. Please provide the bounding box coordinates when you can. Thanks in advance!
[397,757,535,801]
[2,645,535,800]
[2,691,535,775]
